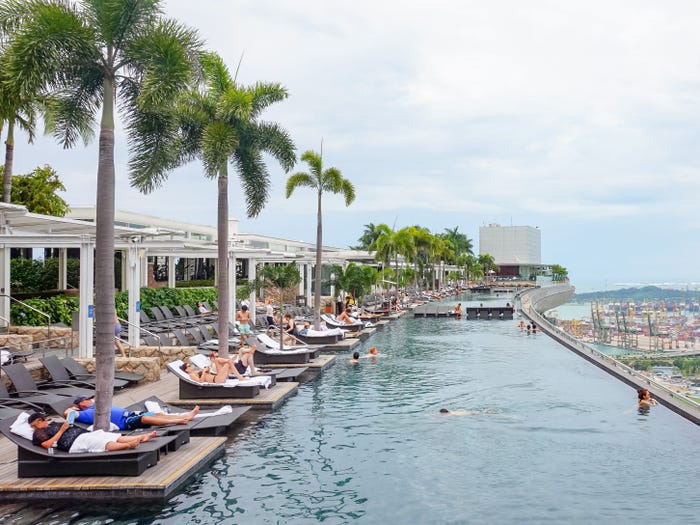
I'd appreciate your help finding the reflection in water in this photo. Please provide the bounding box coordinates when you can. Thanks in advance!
[9,301,700,524]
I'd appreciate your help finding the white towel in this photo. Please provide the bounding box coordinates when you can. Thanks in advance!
[144,400,234,418]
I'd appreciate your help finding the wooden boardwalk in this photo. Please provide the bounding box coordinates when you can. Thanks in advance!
[0,435,225,501]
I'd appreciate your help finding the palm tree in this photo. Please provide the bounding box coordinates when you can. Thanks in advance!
[130,51,296,357]
[0,0,200,429]
[351,222,383,250]
[371,225,414,294]
[286,150,355,330]
[0,56,38,202]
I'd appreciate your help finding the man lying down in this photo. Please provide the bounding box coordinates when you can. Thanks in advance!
[28,411,156,453]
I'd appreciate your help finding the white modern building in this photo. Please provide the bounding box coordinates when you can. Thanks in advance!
[479,224,549,279]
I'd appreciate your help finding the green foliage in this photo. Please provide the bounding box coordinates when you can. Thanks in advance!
[115,287,219,318]
[551,264,568,280]
[176,279,215,288]
[259,264,302,304]
[11,295,78,325]
[329,263,378,301]
[10,165,69,216]
[10,257,80,292]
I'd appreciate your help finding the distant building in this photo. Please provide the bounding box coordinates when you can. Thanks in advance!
[479,224,550,280]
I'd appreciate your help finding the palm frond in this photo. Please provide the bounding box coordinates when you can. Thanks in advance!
[202,121,239,178]
[198,51,233,96]
[218,88,253,122]
[248,81,288,117]
[254,121,296,172]
[285,172,316,198]
[299,150,323,179]
[233,147,270,218]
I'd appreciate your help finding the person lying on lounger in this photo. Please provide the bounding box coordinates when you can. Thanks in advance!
[28,411,156,453]
[181,361,233,383]
[65,396,199,431]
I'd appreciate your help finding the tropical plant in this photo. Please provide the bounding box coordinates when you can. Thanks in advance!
[371,225,415,293]
[551,264,568,281]
[478,253,499,280]
[286,149,355,330]
[8,165,69,215]
[0,0,201,429]
[328,263,378,303]
[0,49,39,203]
[130,51,295,357]
[351,222,384,250]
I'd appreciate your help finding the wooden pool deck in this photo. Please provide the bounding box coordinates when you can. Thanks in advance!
[0,434,225,502]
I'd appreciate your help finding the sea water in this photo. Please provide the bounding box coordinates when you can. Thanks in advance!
[24,299,699,524]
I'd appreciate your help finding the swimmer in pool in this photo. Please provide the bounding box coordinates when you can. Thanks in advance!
[439,408,480,416]
[349,352,360,364]
[637,388,657,407]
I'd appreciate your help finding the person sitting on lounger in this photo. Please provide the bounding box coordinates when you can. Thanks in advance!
[209,348,263,379]
[337,307,356,325]
[299,321,311,335]
[196,301,212,314]
[29,411,156,453]
[282,314,298,346]
[66,396,199,431]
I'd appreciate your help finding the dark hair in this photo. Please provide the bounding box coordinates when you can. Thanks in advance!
[352,352,360,359]
[180,362,189,372]
[439,408,450,414]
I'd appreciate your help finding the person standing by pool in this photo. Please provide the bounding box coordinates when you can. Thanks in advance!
[236,304,252,346]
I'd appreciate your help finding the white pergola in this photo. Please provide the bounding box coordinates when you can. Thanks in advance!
[0,203,319,358]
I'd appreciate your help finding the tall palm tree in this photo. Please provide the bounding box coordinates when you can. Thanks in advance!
[0,0,200,429]
[0,56,38,202]
[131,52,296,356]
[286,150,355,330]
[352,222,383,250]
[371,225,414,294]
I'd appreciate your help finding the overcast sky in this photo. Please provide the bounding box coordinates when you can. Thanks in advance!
[9,1,700,292]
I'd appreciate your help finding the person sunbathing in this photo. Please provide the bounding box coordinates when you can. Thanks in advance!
[66,396,199,431]
[29,412,156,453]
[181,361,233,383]
[208,348,264,378]
[337,307,357,325]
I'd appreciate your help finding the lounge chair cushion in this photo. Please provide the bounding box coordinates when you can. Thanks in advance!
[144,400,234,419]
[10,412,34,440]
[169,360,272,389]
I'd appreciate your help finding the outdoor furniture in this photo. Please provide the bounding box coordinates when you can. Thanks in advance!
[0,377,74,416]
[126,395,250,436]
[167,360,266,399]
[40,355,129,391]
[2,363,94,399]
[0,415,171,478]
[60,357,144,385]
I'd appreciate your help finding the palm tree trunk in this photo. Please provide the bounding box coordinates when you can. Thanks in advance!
[94,77,117,431]
[217,167,230,358]
[3,119,14,203]
[313,189,323,330]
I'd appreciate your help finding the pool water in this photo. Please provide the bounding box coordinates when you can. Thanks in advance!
[27,302,699,524]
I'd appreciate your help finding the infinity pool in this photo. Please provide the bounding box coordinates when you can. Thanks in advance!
[23,299,699,524]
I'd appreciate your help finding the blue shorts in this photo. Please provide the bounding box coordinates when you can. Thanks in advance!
[239,323,251,335]
[123,411,155,430]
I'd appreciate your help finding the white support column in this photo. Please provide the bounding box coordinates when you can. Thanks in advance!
[58,248,67,290]
[0,245,9,325]
[305,263,312,307]
[78,236,95,358]
[126,243,141,348]
[228,249,236,325]
[140,253,148,288]
[168,256,176,288]
[298,263,304,295]
[248,259,257,325]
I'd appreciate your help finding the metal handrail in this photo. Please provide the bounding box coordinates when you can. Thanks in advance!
[117,315,161,353]
[0,293,51,339]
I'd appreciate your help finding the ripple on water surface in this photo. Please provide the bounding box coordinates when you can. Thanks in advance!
[15,308,699,524]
